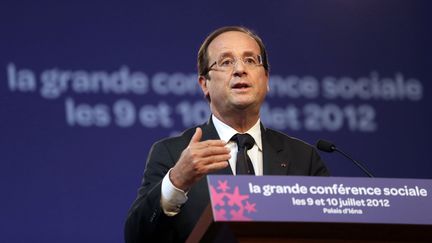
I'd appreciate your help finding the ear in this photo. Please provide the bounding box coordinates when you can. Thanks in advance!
[198,75,209,98]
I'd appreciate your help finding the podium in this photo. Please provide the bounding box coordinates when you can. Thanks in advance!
[187,175,432,242]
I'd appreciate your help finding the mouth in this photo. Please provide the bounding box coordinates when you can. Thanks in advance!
[231,82,251,90]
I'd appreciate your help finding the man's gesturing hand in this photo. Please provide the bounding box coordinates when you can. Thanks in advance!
[170,127,230,191]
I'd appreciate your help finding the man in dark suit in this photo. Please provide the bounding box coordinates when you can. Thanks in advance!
[125,26,329,242]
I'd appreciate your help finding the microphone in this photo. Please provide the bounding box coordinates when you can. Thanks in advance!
[316,139,374,177]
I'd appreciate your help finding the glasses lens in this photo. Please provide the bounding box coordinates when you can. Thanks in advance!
[215,55,262,71]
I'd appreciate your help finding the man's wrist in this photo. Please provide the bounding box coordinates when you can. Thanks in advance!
[160,168,188,216]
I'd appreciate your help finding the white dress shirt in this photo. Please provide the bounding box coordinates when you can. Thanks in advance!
[160,115,263,215]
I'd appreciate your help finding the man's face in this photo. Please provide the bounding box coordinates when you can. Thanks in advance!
[199,31,269,116]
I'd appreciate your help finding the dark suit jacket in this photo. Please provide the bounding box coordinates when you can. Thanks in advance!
[125,118,329,242]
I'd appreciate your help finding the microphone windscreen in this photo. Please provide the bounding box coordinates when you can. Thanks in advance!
[316,139,336,152]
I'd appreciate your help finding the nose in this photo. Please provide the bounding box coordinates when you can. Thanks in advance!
[232,60,247,77]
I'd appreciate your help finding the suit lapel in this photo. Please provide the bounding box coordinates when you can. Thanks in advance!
[200,117,219,141]
[200,117,233,175]
[261,124,290,175]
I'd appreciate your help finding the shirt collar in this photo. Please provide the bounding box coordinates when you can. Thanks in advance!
[212,114,262,151]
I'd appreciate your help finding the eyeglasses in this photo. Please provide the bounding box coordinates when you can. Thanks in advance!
[208,54,263,73]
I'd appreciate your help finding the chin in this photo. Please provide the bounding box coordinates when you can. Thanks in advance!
[232,101,256,110]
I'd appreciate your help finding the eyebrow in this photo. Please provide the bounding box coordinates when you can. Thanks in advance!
[217,50,259,59]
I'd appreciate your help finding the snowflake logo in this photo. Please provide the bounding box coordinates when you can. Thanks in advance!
[210,180,257,221]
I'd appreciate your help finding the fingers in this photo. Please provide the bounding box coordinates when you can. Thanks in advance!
[198,145,230,158]
[194,139,227,149]
[190,160,230,176]
[188,127,228,154]
[172,128,232,190]
[189,127,228,148]
[189,127,203,145]
[179,142,231,172]
[188,138,230,160]
[202,153,232,165]
[205,161,229,173]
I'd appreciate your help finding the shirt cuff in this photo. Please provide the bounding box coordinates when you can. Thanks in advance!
[160,168,188,216]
